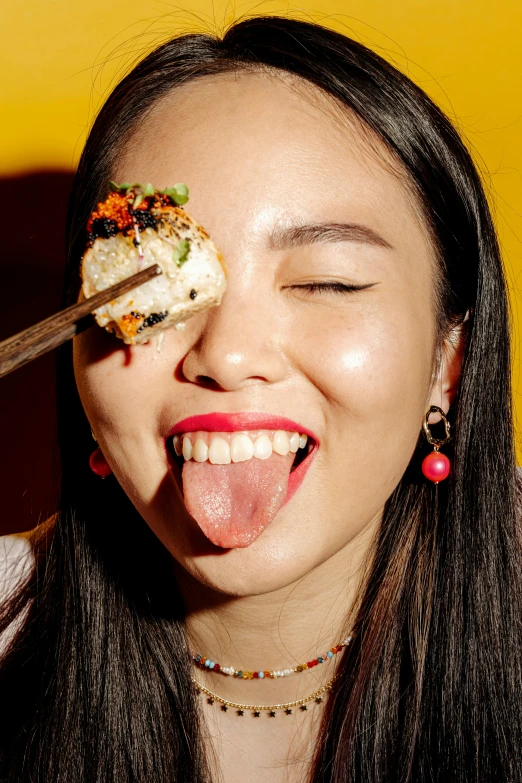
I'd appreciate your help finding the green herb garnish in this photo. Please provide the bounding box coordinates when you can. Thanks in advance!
[173,239,190,267]
[108,181,189,206]
[161,183,189,205]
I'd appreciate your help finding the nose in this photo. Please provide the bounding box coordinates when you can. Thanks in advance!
[181,283,288,392]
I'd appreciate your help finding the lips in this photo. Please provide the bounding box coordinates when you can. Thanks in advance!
[166,411,319,443]
[165,412,319,546]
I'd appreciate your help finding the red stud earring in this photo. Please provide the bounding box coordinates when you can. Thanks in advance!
[89,430,112,478]
[421,405,451,484]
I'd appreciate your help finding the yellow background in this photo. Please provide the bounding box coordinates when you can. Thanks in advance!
[2,0,521,447]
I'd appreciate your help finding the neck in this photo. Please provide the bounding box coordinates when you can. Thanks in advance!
[174,517,378,705]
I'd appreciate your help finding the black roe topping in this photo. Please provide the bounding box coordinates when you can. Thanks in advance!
[189,289,197,300]
[87,207,159,247]
[137,311,169,332]
[88,217,119,244]
[129,207,158,232]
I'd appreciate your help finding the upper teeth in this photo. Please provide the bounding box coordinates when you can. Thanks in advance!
[173,430,308,465]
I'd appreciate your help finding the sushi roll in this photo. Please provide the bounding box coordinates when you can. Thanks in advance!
[81,182,227,344]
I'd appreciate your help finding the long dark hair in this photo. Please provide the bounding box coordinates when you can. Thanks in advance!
[1,16,521,782]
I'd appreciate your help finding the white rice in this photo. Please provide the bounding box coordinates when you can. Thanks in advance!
[81,206,227,344]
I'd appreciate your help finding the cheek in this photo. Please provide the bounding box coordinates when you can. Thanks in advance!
[296,303,432,404]
[271,297,436,570]
[73,333,176,494]
[74,347,171,509]
[74,329,169,428]
[289,296,435,480]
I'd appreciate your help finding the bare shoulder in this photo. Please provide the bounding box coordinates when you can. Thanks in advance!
[0,533,34,605]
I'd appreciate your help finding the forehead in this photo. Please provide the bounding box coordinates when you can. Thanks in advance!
[116,71,432,258]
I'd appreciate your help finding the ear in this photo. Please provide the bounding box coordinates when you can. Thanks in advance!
[427,314,469,422]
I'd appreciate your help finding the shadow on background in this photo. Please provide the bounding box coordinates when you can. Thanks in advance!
[0,171,74,535]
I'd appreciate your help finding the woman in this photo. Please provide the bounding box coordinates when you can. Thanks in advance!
[1,15,521,782]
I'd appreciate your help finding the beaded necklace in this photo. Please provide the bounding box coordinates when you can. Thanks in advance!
[191,635,352,679]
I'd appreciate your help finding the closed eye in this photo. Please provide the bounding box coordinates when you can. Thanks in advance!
[288,282,377,295]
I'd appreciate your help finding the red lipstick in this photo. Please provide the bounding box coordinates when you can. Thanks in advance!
[166,412,319,443]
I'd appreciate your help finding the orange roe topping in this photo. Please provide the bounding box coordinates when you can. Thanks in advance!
[87,192,132,233]
[86,191,170,234]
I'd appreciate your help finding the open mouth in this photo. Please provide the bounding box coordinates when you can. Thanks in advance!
[165,427,318,549]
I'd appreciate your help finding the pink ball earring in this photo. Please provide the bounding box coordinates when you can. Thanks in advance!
[89,430,112,478]
[421,405,451,484]
[89,448,112,478]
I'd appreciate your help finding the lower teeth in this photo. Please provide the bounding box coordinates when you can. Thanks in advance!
[290,446,308,473]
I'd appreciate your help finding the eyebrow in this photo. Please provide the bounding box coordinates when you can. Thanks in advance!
[268,222,394,251]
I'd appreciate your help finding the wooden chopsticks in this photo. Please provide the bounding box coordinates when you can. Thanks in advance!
[0,264,162,379]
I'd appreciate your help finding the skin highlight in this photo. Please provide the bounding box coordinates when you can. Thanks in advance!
[73,72,463,780]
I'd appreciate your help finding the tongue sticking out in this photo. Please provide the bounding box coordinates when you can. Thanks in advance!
[182,452,295,548]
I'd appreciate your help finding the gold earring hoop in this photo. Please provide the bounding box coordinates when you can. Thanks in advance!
[422,405,451,483]
[422,405,451,448]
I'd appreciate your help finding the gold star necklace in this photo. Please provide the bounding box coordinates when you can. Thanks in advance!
[192,672,341,718]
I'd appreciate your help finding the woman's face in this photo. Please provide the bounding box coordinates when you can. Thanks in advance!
[74,72,449,596]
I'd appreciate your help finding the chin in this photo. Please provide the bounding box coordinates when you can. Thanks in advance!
[158,507,344,598]
[174,546,320,597]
